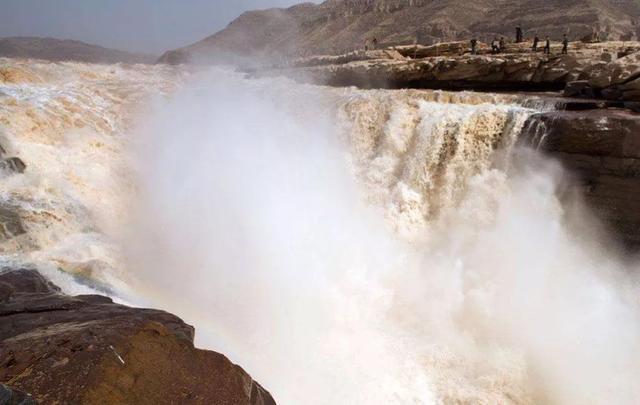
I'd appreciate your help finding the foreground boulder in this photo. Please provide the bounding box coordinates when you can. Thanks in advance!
[520,109,640,248]
[0,269,276,405]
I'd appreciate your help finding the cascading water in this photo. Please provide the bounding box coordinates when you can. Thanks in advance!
[341,92,532,237]
[1,61,638,404]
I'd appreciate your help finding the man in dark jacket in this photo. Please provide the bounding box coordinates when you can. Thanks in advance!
[562,34,569,54]
[470,38,478,54]
[516,26,523,43]
[499,36,506,52]
[532,35,539,51]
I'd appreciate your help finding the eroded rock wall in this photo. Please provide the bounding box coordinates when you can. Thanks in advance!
[520,110,640,248]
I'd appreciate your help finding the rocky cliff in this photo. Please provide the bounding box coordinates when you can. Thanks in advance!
[0,37,154,64]
[520,110,640,249]
[254,40,640,248]
[260,41,640,105]
[158,0,640,64]
[0,269,276,405]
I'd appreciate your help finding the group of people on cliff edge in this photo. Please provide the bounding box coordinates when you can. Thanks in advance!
[471,28,569,55]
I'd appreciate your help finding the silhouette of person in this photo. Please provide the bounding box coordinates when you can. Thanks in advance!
[562,34,569,54]
[499,36,505,52]
[516,26,523,43]
[470,38,478,54]
[544,36,551,54]
[532,34,539,52]
[372,37,378,49]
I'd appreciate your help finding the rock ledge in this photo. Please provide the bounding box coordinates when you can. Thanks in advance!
[0,269,276,405]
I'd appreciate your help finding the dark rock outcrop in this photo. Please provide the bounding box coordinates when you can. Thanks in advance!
[0,384,35,405]
[520,110,640,248]
[0,140,26,175]
[0,206,26,242]
[0,269,276,405]
[0,157,26,174]
[564,80,596,98]
[0,37,154,64]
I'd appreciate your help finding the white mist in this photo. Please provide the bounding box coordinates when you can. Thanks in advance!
[126,70,640,404]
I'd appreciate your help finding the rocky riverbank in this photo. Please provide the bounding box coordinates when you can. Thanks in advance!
[259,41,640,105]
[0,269,276,405]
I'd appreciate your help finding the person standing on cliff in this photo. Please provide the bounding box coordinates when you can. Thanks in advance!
[470,38,478,54]
[562,34,569,54]
[491,37,500,53]
[532,34,539,52]
[516,26,523,43]
[499,36,505,52]
[372,37,378,49]
[544,36,551,54]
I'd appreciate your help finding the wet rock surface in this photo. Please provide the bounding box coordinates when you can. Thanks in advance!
[0,269,276,405]
[0,206,26,242]
[0,157,26,174]
[520,109,640,248]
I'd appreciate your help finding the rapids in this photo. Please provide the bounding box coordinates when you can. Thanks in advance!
[1,59,639,404]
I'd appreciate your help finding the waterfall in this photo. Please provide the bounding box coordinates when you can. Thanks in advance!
[1,62,639,404]
[341,92,532,237]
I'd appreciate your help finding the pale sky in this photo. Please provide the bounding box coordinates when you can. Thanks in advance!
[0,0,315,55]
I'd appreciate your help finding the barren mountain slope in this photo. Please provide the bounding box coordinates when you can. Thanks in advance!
[158,0,640,64]
[0,37,154,64]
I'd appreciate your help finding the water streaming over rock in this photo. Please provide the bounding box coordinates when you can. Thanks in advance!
[0,60,638,404]
[341,91,532,237]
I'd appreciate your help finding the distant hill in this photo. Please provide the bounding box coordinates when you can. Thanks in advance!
[0,37,155,64]
[158,0,640,65]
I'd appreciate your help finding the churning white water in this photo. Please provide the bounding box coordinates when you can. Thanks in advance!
[1,60,639,404]
[125,70,640,404]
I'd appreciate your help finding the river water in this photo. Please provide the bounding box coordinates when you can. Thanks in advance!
[1,59,639,404]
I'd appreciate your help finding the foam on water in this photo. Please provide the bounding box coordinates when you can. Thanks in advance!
[1,60,639,404]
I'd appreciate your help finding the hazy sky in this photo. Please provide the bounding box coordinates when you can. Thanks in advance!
[0,0,312,55]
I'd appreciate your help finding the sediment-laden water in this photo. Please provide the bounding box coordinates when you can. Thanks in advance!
[1,59,638,404]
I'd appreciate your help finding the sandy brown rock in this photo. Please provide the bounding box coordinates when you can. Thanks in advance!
[260,41,640,102]
[0,269,276,405]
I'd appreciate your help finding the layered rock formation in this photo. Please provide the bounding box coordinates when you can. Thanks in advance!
[260,41,640,104]
[0,269,276,405]
[158,0,640,64]
[520,110,640,249]
[0,37,154,64]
